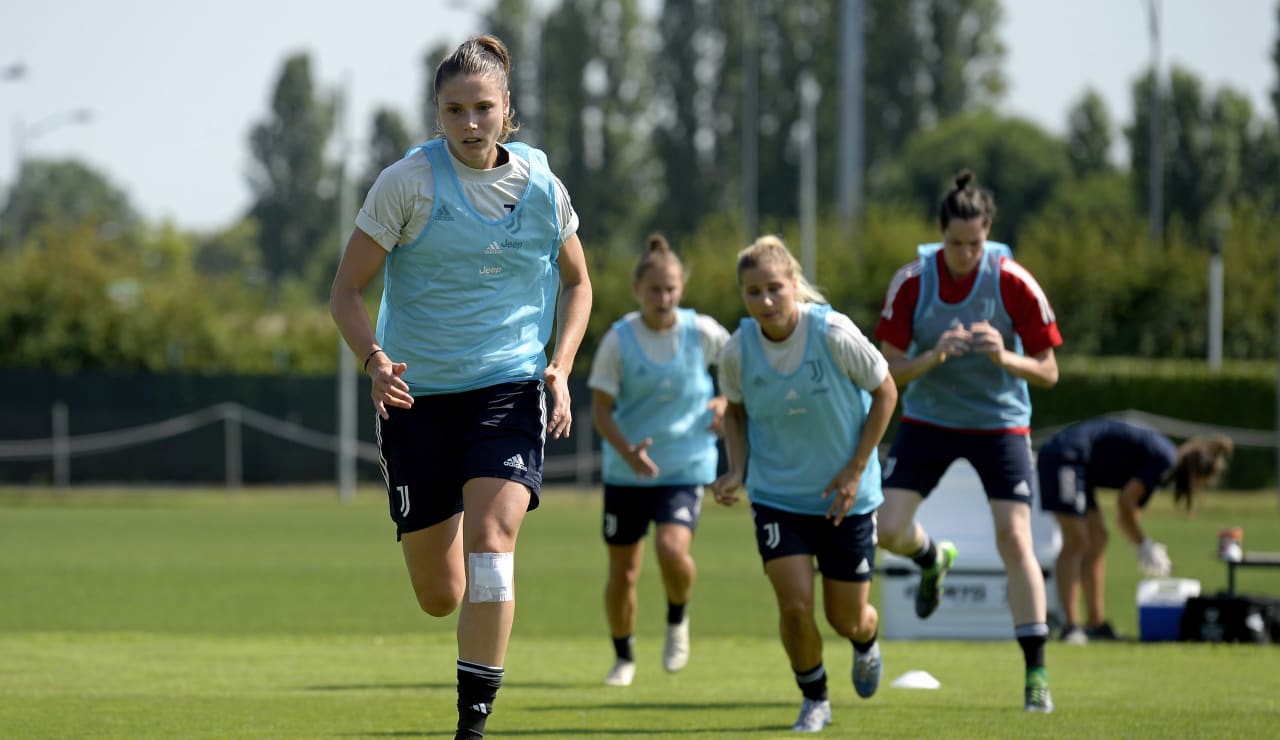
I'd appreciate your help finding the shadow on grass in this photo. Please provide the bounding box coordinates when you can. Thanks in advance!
[305,681,571,691]
[348,727,792,737]
[525,701,793,712]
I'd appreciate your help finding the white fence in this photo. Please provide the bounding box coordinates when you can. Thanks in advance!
[0,401,601,494]
[0,403,1272,495]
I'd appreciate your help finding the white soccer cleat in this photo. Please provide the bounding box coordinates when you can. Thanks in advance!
[604,659,636,687]
[791,697,831,733]
[663,618,690,673]
[852,641,882,698]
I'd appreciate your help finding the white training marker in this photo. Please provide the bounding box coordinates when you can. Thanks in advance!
[891,670,941,689]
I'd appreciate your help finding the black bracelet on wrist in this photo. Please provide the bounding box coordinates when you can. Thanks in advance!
[363,348,385,372]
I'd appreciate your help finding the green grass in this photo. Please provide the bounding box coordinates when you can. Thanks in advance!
[1,485,1278,738]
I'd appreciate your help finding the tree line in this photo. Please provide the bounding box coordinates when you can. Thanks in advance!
[1,0,1278,375]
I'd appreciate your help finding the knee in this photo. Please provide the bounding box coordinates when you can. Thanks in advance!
[653,533,690,566]
[1087,528,1109,555]
[415,586,462,618]
[777,599,813,630]
[995,524,1034,561]
[609,560,642,588]
[827,602,875,638]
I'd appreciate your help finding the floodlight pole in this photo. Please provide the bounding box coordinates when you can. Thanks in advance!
[1145,0,1164,243]
[336,72,358,503]
[797,72,820,282]
[837,0,864,250]
[741,0,759,241]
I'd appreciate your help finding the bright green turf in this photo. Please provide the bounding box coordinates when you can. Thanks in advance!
[1,485,1278,738]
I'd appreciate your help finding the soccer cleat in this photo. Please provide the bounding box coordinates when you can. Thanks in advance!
[1059,625,1088,646]
[663,618,690,673]
[604,659,636,687]
[1024,667,1054,713]
[914,540,957,619]
[1085,621,1121,641]
[851,641,882,698]
[791,697,831,733]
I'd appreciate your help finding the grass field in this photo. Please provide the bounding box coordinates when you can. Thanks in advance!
[1,484,1278,738]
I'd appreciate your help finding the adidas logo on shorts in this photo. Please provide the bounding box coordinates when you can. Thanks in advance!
[503,454,528,472]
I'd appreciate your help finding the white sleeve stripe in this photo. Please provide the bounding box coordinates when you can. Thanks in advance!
[1001,260,1056,325]
[881,261,922,320]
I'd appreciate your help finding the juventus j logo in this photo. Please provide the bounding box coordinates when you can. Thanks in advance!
[763,522,781,550]
[396,485,410,517]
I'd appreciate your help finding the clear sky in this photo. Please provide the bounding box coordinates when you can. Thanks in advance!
[0,0,1275,232]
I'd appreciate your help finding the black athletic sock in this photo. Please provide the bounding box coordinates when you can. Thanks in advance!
[851,628,878,654]
[1015,623,1049,670]
[911,537,938,570]
[794,662,828,701]
[456,659,503,739]
[612,635,634,662]
[667,601,687,625]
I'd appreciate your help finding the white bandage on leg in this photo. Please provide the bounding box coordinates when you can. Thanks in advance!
[468,552,515,603]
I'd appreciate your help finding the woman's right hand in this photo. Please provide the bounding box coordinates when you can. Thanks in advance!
[932,324,974,363]
[626,439,660,478]
[710,471,743,506]
[369,355,413,420]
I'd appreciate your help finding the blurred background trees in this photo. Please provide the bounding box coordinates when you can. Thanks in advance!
[1,0,1278,375]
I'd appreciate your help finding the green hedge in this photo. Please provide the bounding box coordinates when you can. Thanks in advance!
[1029,357,1277,489]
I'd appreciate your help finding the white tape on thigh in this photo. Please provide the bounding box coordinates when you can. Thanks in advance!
[468,552,515,603]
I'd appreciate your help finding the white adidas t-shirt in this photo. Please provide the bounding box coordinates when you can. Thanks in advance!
[355,141,579,251]
[719,304,888,403]
[588,312,731,398]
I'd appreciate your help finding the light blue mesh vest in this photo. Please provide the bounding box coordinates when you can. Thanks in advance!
[740,304,882,516]
[904,241,1030,429]
[376,140,561,395]
[602,309,718,486]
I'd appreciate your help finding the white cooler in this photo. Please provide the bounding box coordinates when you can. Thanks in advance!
[878,460,1062,640]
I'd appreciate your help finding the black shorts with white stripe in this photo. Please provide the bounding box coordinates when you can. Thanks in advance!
[376,380,546,540]
[749,502,878,582]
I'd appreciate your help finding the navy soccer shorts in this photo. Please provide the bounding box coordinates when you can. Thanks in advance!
[1035,444,1093,516]
[376,380,545,540]
[602,483,704,546]
[749,502,878,583]
[882,422,1035,504]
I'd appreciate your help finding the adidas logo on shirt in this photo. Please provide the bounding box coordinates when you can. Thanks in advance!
[503,454,528,472]
[433,205,455,222]
[785,388,800,401]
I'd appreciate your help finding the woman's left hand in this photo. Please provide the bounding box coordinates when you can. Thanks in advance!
[968,321,1008,366]
[543,362,573,439]
[821,468,863,526]
[706,395,728,436]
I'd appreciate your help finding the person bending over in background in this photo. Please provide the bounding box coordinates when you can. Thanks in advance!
[1036,417,1233,644]
[873,170,1062,713]
[587,233,730,687]
[328,35,592,740]
[711,235,897,733]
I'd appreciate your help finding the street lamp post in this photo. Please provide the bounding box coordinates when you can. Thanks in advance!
[8,107,93,248]
[14,107,93,165]
[1145,0,1164,243]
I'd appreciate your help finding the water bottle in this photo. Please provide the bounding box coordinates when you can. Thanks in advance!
[1217,526,1243,562]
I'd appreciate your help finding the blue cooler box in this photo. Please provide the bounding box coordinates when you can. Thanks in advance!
[1137,578,1201,641]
